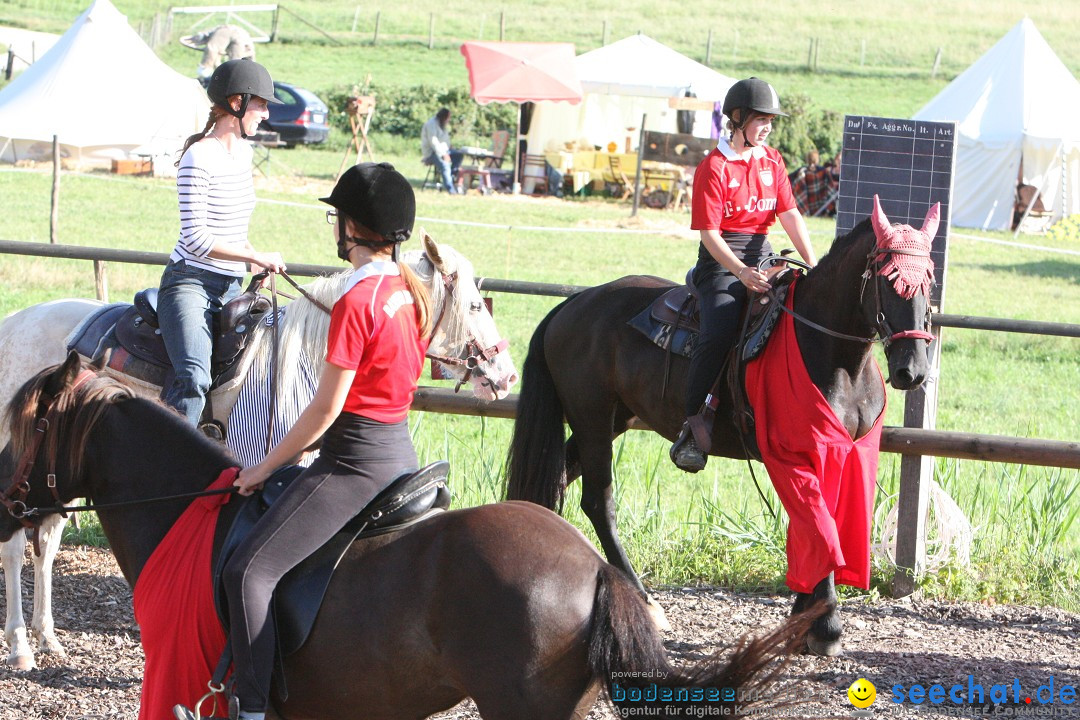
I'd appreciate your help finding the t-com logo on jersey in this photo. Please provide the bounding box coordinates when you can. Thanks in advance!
[744,196,778,213]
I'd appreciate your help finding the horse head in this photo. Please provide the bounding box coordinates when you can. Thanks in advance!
[0,352,123,541]
[867,194,938,390]
[408,232,519,400]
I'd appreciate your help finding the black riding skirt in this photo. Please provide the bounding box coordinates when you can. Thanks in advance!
[685,233,773,416]
[223,412,418,711]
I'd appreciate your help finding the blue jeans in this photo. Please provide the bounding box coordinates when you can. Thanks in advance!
[157,259,242,425]
[425,150,463,193]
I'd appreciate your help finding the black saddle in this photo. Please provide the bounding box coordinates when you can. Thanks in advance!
[66,277,273,392]
[213,460,452,659]
[627,263,796,363]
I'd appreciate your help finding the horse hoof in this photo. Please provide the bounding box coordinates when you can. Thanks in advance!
[806,634,843,657]
[645,595,672,632]
[7,653,36,671]
[40,638,66,656]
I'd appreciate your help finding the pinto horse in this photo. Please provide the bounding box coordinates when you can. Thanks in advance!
[507,197,938,655]
[0,234,518,670]
[1,354,813,719]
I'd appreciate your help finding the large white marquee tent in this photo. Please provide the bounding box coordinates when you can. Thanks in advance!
[525,34,736,155]
[913,18,1080,230]
[0,0,209,165]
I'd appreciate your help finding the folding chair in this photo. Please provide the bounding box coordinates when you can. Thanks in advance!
[608,156,633,200]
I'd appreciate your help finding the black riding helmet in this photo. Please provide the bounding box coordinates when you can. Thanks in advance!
[722,77,787,118]
[206,59,282,138]
[320,162,416,261]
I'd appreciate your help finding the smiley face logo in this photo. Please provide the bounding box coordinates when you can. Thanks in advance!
[848,678,876,708]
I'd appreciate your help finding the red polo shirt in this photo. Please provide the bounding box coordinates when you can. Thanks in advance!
[691,138,796,234]
[326,262,429,422]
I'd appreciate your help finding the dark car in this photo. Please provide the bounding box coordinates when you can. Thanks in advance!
[259,81,330,146]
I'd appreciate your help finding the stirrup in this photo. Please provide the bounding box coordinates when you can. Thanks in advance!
[669,422,707,473]
[172,682,238,720]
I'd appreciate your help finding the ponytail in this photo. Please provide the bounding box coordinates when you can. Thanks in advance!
[175,105,231,166]
[399,260,433,339]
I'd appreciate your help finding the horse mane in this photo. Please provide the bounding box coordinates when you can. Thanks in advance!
[5,367,134,485]
[803,217,874,287]
[235,270,351,388]
[401,245,476,354]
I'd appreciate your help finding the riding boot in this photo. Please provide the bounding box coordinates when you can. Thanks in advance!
[669,420,707,473]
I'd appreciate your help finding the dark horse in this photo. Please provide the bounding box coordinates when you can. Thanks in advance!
[1,353,815,720]
[507,199,937,656]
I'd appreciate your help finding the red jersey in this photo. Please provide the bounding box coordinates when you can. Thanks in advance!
[691,138,796,234]
[325,263,429,423]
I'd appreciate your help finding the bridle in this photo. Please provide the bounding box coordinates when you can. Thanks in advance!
[2,368,238,554]
[422,264,510,394]
[1,368,95,555]
[765,245,935,356]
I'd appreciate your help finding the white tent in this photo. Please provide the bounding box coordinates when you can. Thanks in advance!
[526,34,736,155]
[913,18,1080,230]
[0,0,209,166]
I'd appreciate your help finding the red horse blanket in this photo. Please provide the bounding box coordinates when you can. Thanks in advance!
[745,285,883,594]
[132,468,237,720]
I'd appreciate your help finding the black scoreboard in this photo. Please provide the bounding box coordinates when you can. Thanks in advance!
[835,115,957,306]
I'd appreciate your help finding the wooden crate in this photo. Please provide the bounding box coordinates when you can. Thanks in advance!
[111,158,152,175]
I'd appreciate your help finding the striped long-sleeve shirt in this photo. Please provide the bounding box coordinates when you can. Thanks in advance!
[170,138,256,277]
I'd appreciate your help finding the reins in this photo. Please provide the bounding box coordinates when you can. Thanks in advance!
[769,247,935,347]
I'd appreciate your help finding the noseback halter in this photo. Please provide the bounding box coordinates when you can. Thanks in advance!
[423,264,510,393]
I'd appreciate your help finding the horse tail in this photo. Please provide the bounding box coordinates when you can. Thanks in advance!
[587,564,818,713]
[504,296,574,511]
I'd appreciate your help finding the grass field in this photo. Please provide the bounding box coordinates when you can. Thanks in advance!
[1,1,1079,610]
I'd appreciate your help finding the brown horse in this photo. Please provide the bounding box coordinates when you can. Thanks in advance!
[506,199,938,655]
[1,353,814,719]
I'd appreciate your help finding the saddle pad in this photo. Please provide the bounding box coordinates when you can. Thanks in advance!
[65,303,128,359]
[213,461,452,658]
[627,305,697,357]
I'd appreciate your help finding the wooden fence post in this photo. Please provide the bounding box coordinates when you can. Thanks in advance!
[705,29,713,65]
[892,340,942,597]
[94,261,108,302]
[602,20,608,46]
[351,6,360,33]
[931,47,943,78]
[50,136,60,245]
[428,13,435,49]
[499,11,505,41]
[373,11,381,45]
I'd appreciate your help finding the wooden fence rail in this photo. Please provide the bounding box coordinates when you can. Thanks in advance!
[3,238,1078,594]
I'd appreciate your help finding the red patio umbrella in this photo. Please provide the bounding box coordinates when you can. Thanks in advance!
[460,42,583,191]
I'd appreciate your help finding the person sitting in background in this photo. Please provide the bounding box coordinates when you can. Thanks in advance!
[792,149,838,217]
[421,108,464,194]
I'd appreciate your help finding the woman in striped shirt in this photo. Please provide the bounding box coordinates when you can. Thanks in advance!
[158,59,286,427]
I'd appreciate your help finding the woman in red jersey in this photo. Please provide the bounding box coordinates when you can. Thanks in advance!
[175,163,432,720]
[670,77,818,473]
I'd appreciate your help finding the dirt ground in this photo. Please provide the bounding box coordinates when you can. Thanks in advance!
[0,545,1077,719]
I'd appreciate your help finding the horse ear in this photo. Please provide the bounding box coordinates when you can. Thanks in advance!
[871,194,890,239]
[921,202,941,241]
[422,230,448,273]
[45,350,84,396]
[90,349,110,372]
